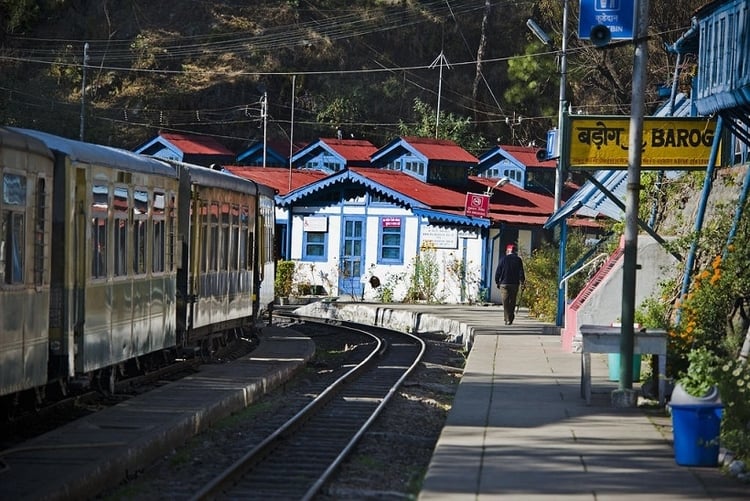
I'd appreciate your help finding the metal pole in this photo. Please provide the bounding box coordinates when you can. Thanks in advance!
[289,76,295,192]
[554,0,568,213]
[79,42,89,141]
[618,0,650,406]
[262,91,268,168]
[554,1,569,326]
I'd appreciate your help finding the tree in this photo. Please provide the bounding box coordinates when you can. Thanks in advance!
[398,98,488,156]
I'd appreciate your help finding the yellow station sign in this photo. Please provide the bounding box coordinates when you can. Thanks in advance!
[568,116,720,169]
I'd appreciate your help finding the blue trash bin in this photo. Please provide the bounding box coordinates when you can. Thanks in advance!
[670,383,723,466]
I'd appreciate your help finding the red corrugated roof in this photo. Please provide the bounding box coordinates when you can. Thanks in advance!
[320,138,378,162]
[468,176,554,214]
[402,136,478,163]
[159,132,234,155]
[225,166,327,195]
[498,144,556,168]
[226,166,562,225]
[351,167,467,209]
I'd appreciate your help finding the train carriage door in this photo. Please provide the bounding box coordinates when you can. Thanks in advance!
[339,217,365,299]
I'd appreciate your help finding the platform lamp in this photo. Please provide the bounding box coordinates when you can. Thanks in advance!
[485,176,510,196]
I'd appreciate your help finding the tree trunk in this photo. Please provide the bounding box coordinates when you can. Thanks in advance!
[472,0,492,121]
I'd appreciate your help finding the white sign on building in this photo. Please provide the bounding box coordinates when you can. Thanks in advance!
[421,225,458,249]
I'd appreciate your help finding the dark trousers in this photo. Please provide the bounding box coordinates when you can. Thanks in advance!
[499,284,520,324]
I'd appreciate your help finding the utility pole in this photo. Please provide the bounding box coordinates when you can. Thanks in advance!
[261,91,268,168]
[429,51,451,139]
[527,4,568,326]
[80,42,89,141]
[617,0,650,408]
[289,75,295,192]
[555,1,568,213]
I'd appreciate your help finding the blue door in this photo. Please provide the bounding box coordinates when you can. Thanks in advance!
[339,217,365,299]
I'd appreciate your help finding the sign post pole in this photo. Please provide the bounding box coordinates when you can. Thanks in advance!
[616,0,649,408]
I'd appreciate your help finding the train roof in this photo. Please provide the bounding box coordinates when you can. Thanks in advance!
[9,127,177,178]
[162,159,275,197]
[0,127,55,161]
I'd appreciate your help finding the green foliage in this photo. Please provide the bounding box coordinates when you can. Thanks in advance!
[716,358,750,448]
[375,271,404,303]
[398,98,488,156]
[274,260,295,297]
[679,347,720,398]
[503,41,557,118]
[1,0,40,34]
[666,195,750,463]
[404,243,441,303]
[521,230,593,322]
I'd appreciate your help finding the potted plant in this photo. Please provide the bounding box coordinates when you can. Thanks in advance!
[670,347,723,466]
[274,260,295,304]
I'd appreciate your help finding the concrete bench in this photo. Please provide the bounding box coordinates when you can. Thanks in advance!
[579,324,668,406]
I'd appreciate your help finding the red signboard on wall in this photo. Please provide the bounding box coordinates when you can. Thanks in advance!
[464,192,490,218]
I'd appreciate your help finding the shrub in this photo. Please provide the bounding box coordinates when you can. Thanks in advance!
[274,260,295,298]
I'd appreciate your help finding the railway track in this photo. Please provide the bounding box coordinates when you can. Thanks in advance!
[191,316,426,500]
[0,334,256,449]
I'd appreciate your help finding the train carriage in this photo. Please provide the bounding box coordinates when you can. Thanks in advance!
[169,161,275,346]
[0,128,55,397]
[0,126,276,406]
[12,128,181,388]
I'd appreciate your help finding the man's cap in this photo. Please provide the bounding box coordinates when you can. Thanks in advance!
[506,243,517,251]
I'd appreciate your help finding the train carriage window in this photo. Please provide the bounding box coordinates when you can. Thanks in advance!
[113,187,128,277]
[220,202,230,271]
[200,202,208,273]
[34,178,46,286]
[91,184,108,279]
[3,173,27,284]
[167,194,176,271]
[152,191,165,273]
[239,205,249,270]
[229,204,239,271]
[209,202,219,272]
[133,189,148,275]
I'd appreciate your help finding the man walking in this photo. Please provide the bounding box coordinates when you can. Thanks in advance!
[494,243,525,325]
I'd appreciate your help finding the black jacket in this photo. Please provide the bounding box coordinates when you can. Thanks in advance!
[495,253,525,286]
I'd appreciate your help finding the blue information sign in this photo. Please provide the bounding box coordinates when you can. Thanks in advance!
[578,0,636,40]
[546,129,558,159]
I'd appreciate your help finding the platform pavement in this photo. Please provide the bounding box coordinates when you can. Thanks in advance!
[0,326,315,501]
[295,301,748,500]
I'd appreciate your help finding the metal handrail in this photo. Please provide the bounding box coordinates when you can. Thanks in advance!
[559,253,609,305]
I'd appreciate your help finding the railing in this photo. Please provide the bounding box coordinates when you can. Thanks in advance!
[559,253,608,308]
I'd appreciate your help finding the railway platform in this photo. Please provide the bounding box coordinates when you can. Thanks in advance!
[1,302,747,500]
[0,326,314,501]
[296,301,748,500]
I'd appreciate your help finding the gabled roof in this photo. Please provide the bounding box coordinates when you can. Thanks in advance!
[136,131,234,156]
[477,144,557,171]
[224,166,327,196]
[279,168,427,209]
[468,176,555,224]
[322,138,377,162]
[351,167,469,209]
[371,136,478,165]
[291,138,377,167]
[230,166,558,229]
[237,141,289,167]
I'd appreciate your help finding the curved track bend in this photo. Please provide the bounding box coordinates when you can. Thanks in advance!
[191,316,426,500]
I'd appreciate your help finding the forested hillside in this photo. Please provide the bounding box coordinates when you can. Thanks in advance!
[0,0,704,154]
